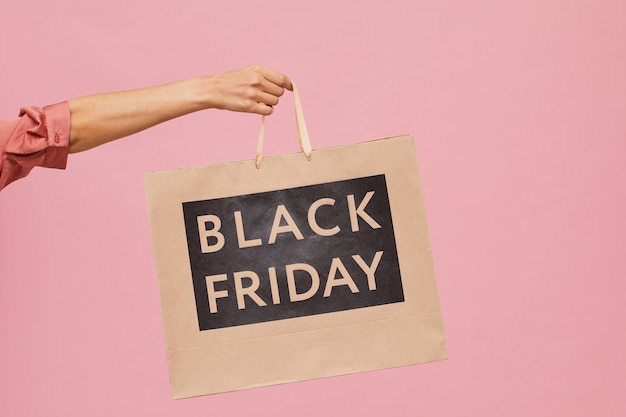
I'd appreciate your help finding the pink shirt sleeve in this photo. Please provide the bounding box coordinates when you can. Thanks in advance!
[0,101,71,191]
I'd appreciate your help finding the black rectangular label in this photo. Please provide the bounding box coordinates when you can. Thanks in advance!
[182,174,404,330]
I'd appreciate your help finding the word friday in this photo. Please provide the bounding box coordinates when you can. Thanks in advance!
[182,175,405,330]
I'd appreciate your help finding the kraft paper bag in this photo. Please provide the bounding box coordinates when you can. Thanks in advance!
[144,84,447,399]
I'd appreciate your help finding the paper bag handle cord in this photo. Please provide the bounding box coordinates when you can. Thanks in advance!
[255,80,312,169]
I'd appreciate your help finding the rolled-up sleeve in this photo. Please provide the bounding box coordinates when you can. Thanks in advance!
[0,101,71,191]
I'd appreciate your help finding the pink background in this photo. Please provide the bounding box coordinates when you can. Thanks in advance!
[1,1,625,415]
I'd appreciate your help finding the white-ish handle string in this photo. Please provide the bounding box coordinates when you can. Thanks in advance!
[255,80,312,169]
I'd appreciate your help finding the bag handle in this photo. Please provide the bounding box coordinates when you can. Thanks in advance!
[255,81,312,168]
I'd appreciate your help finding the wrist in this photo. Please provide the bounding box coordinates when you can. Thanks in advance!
[191,75,222,111]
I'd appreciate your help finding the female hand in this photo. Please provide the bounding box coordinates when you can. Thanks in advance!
[201,65,293,115]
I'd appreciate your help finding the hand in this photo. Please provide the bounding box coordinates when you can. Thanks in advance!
[202,65,293,116]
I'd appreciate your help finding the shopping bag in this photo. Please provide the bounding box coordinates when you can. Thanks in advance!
[144,84,447,398]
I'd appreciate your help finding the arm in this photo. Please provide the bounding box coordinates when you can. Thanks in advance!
[68,65,292,153]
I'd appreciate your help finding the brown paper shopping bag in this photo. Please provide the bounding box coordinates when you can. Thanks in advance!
[144,83,447,399]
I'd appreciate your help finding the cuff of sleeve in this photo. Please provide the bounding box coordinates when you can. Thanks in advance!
[41,101,71,169]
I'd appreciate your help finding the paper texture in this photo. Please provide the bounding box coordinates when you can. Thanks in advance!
[144,135,447,398]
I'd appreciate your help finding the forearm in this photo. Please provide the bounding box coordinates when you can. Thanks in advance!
[68,78,207,153]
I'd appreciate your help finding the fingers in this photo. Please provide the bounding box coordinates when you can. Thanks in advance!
[258,103,274,116]
[245,102,273,116]
[249,65,291,100]
[257,90,280,107]
[257,65,293,91]
[246,65,292,115]
[259,79,286,99]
